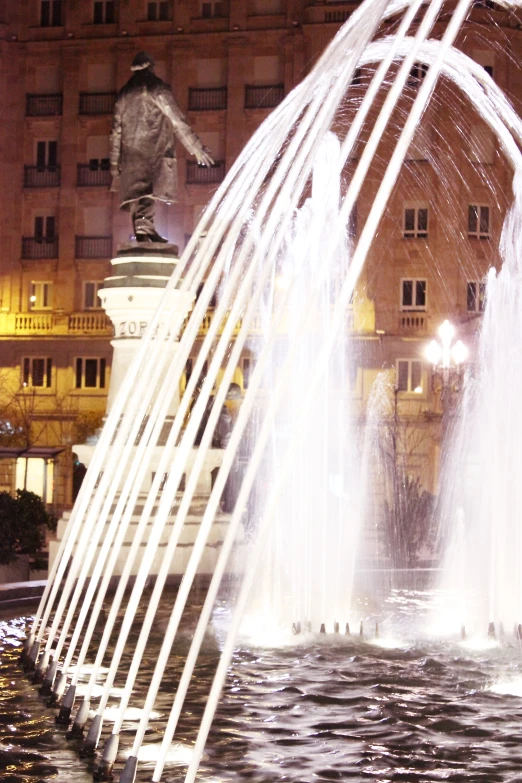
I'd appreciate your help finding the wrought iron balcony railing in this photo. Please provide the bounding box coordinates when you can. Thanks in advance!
[186,160,225,185]
[79,92,117,115]
[77,164,112,187]
[325,9,351,22]
[75,235,113,258]
[244,84,284,109]
[305,1,357,24]
[188,87,227,111]
[22,237,59,259]
[26,93,63,116]
[24,165,61,188]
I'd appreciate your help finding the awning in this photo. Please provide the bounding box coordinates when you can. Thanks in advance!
[0,447,65,460]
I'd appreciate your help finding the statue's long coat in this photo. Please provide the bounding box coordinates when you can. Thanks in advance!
[110,68,204,208]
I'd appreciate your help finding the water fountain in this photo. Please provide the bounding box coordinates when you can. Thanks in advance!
[9,0,522,781]
[435,180,522,637]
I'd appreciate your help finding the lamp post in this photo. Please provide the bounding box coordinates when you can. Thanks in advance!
[425,319,468,410]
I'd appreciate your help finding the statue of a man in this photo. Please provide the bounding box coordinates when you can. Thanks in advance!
[110,51,215,243]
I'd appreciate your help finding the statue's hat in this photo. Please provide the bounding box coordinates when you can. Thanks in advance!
[131,52,155,71]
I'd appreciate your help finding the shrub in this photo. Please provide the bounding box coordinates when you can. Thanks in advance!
[0,489,56,565]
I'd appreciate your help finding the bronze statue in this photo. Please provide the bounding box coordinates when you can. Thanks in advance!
[110,52,215,243]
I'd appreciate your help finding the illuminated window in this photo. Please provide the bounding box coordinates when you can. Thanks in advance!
[467,280,486,312]
[396,359,423,393]
[403,205,428,238]
[83,281,104,309]
[22,357,52,388]
[75,357,107,389]
[401,279,427,310]
[30,281,53,310]
[468,204,490,239]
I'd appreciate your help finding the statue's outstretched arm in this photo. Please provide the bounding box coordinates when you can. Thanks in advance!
[154,89,215,167]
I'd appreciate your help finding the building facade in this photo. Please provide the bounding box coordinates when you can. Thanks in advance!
[0,0,520,512]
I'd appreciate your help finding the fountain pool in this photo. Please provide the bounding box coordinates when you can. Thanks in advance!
[5,593,522,783]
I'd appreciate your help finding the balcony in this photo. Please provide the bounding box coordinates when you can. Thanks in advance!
[196,307,263,337]
[188,87,227,111]
[75,236,113,258]
[325,9,351,22]
[15,314,54,332]
[22,237,59,259]
[77,164,112,187]
[26,93,63,116]
[24,165,61,188]
[244,84,284,110]
[186,160,225,185]
[69,313,112,332]
[13,312,112,334]
[79,92,117,115]
[399,313,427,333]
[305,2,357,24]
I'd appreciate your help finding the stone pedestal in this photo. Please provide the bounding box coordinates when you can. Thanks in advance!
[99,243,193,416]
[49,242,247,577]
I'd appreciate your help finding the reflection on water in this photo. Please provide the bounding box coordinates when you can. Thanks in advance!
[3,593,522,782]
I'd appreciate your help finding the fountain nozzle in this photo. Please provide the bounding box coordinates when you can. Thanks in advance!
[119,754,138,783]
[56,684,76,726]
[67,697,90,739]
[93,733,120,781]
[80,714,104,757]
[39,659,58,696]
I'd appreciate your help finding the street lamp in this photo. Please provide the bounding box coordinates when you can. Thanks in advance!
[425,319,468,402]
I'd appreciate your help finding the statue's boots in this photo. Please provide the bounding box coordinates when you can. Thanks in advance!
[132,199,168,243]
[136,228,168,243]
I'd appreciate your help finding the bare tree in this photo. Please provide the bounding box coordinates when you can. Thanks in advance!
[375,382,435,569]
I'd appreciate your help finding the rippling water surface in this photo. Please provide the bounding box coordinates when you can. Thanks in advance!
[3,594,522,783]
